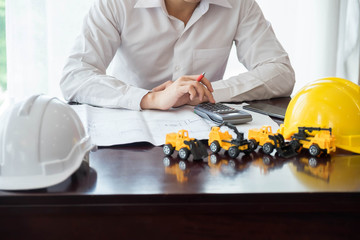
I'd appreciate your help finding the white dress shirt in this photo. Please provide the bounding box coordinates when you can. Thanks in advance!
[61,0,295,110]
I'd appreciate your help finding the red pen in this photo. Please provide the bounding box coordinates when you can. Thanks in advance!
[196,72,206,82]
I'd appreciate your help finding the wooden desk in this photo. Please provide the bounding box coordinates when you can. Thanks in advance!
[1,98,360,239]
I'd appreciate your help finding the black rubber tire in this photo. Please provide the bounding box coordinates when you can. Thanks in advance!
[228,146,239,158]
[248,139,258,150]
[163,144,174,156]
[179,148,190,160]
[263,142,274,154]
[309,144,321,156]
[210,141,221,153]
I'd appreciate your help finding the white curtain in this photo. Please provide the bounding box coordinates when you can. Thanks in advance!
[225,0,360,94]
[6,0,360,102]
[6,0,93,101]
[336,0,360,84]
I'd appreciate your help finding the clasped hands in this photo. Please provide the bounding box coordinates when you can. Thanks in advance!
[140,75,215,110]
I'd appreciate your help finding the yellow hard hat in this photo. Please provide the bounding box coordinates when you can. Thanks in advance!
[282,77,360,154]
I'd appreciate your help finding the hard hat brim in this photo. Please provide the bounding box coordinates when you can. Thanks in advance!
[0,136,93,190]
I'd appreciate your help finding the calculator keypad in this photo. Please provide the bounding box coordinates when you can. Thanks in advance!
[198,103,238,113]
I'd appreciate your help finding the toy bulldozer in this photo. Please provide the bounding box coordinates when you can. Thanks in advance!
[163,130,208,160]
[267,134,298,158]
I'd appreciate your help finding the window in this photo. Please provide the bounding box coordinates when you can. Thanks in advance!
[0,0,5,105]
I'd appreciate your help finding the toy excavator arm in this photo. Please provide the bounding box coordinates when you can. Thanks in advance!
[223,122,243,141]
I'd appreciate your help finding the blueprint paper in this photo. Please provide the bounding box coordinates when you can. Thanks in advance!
[71,104,279,146]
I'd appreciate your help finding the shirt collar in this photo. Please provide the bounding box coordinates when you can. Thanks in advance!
[206,0,232,8]
[134,0,232,9]
[134,0,162,8]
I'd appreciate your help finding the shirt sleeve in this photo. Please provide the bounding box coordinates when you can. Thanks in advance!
[60,0,149,110]
[212,0,295,103]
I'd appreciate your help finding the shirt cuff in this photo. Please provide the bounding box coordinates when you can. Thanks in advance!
[121,86,149,111]
[212,81,232,102]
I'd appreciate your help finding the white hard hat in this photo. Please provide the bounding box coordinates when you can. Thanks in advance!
[0,95,93,190]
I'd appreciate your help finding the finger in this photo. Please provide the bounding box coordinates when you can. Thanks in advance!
[177,81,203,101]
[182,80,211,102]
[187,85,197,101]
[173,78,213,103]
[152,80,173,92]
[159,80,173,91]
[198,77,214,92]
[205,91,215,103]
[187,75,214,92]
[194,83,205,101]
[201,85,215,103]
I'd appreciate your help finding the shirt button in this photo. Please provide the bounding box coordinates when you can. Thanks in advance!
[175,66,181,71]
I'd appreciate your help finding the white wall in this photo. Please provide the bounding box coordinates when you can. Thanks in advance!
[225,0,359,95]
[6,0,93,100]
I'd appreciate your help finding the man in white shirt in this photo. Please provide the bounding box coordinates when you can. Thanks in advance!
[60,0,295,111]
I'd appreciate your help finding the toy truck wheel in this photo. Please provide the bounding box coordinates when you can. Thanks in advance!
[163,144,174,156]
[290,140,301,151]
[248,139,258,150]
[243,142,254,154]
[228,146,239,158]
[210,141,221,153]
[262,142,274,154]
[309,144,321,156]
[179,148,190,160]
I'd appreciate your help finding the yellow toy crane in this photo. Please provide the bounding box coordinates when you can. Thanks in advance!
[286,127,336,156]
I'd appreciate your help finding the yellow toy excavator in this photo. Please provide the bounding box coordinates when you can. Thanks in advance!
[208,122,254,158]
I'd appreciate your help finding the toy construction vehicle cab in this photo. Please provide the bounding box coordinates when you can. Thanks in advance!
[248,125,275,151]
